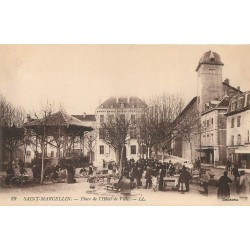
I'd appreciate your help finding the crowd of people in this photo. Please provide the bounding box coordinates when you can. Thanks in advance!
[3,159,77,184]
[2,156,249,199]
[106,157,250,198]
[106,157,193,195]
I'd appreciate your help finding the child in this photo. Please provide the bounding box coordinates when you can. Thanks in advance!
[151,174,158,191]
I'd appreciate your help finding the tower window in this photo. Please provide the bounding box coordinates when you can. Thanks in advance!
[209,69,215,74]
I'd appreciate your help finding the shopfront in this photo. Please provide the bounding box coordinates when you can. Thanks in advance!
[235,145,250,169]
[196,147,214,165]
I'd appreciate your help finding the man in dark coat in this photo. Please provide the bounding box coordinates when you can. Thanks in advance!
[217,171,233,199]
[182,166,192,192]
[66,164,74,184]
[145,166,152,189]
[168,161,175,176]
[158,167,166,191]
[232,164,240,182]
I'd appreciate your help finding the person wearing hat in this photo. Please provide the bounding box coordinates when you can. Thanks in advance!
[145,166,152,189]
[182,166,192,192]
[116,173,132,195]
[201,169,210,196]
[217,171,233,199]
[239,171,249,195]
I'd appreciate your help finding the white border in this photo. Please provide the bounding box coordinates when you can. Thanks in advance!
[1,1,250,250]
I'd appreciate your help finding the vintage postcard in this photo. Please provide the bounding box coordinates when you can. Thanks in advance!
[0,44,250,206]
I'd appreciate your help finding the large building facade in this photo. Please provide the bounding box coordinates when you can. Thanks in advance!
[199,97,229,165]
[173,51,241,165]
[225,91,250,168]
[95,97,145,165]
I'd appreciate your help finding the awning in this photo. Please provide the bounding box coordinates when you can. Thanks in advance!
[235,148,250,154]
[196,147,214,152]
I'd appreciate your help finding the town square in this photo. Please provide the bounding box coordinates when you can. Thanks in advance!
[0,45,250,205]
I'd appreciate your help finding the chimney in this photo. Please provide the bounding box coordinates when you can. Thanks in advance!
[83,112,86,118]
[224,78,230,85]
[237,86,240,91]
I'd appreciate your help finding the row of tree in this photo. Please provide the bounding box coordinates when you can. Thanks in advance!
[1,92,200,178]
[100,93,200,167]
[0,94,27,167]
[0,96,94,181]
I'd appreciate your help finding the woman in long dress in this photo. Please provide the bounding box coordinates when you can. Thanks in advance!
[217,171,233,199]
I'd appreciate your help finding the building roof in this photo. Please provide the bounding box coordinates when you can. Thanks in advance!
[72,114,96,122]
[97,96,146,109]
[25,110,93,131]
[196,50,224,71]
[201,96,230,115]
[222,79,243,94]
[178,96,198,118]
[225,91,250,116]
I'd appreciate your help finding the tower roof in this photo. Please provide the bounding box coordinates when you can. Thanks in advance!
[196,50,224,71]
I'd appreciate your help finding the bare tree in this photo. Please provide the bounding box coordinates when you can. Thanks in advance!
[0,94,27,167]
[137,93,184,159]
[100,114,130,171]
[28,101,54,183]
[82,130,97,163]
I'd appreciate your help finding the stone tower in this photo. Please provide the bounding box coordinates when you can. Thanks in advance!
[196,51,224,111]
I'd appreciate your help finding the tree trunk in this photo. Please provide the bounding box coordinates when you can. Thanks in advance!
[40,126,46,184]
[189,141,193,162]
[58,145,61,160]
[148,146,152,159]
[9,150,13,167]
[115,149,121,175]
[162,148,165,162]
[23,143,27,163]
[41,141,45,184]
[120,145,124,173]
[89,150,92,163]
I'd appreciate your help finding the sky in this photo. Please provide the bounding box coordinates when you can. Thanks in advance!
[0,44,250,115]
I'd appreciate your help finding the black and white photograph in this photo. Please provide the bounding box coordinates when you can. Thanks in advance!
[0,44,250,205]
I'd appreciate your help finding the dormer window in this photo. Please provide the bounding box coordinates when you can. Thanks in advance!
[231,100,237,111]
[238,98,244,109]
